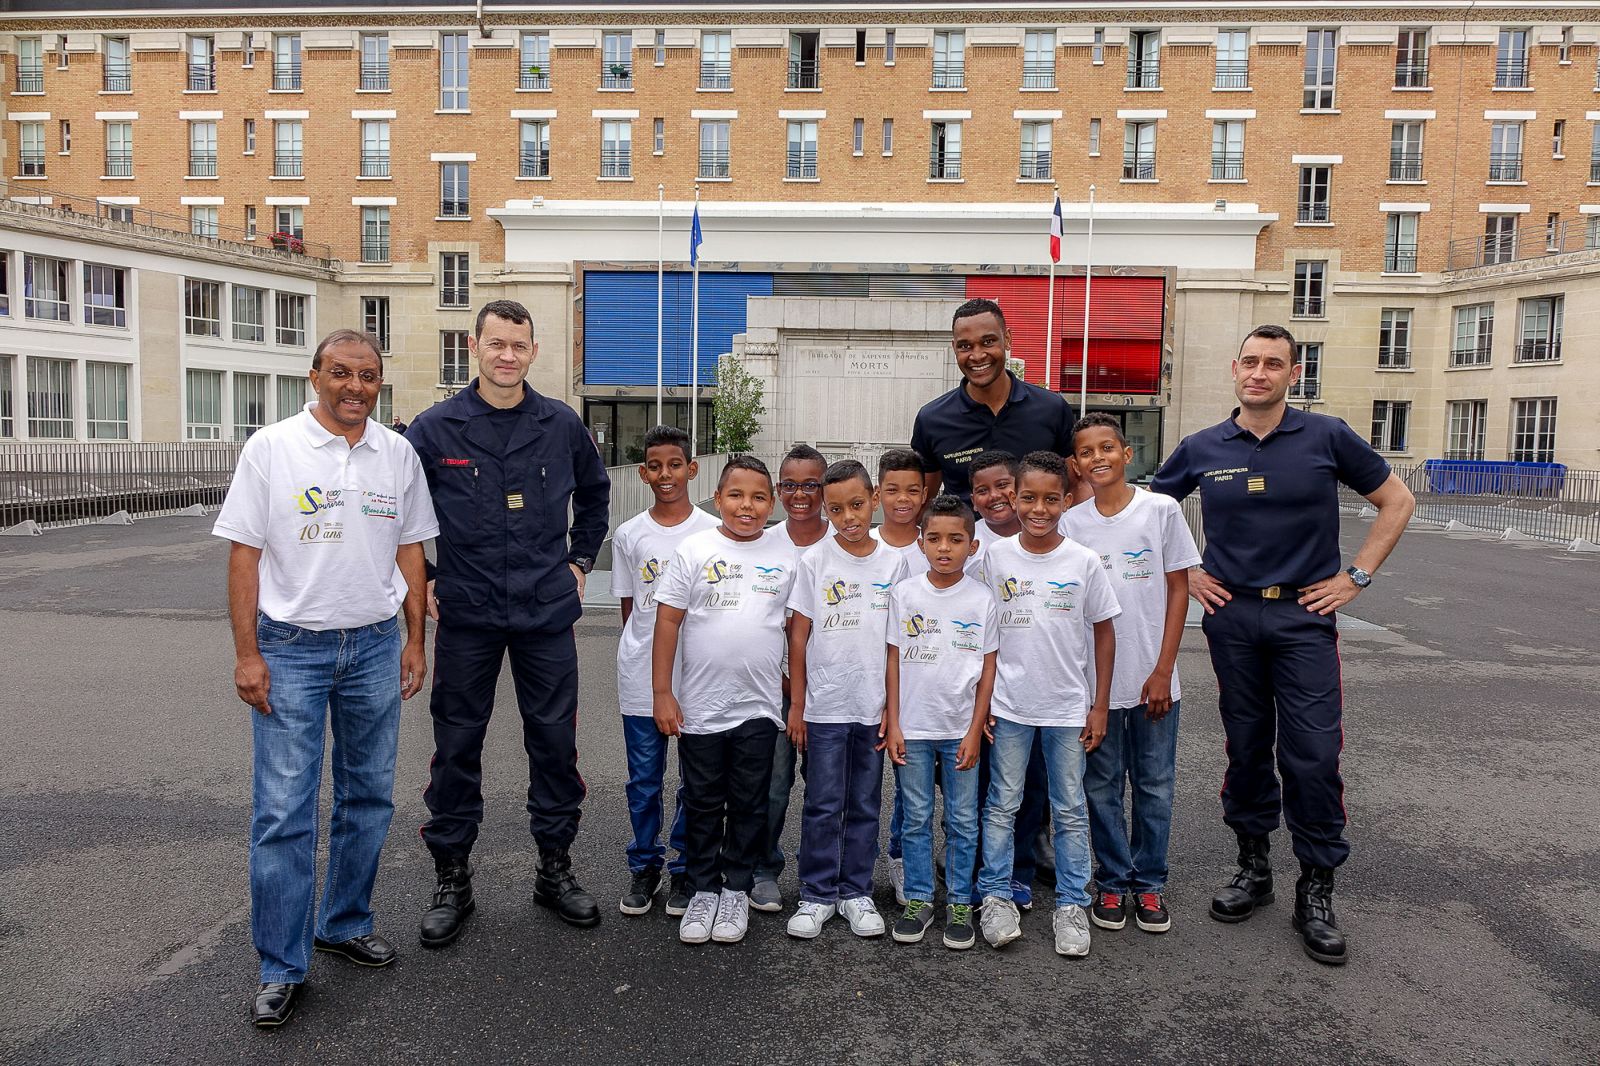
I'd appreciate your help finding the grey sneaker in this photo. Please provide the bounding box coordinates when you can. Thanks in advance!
[979,895,1022,948]
[942,903,976,950]
[892,900,934,944]
[749,878,783,913]
[1053,904,1092,957]
[890,857,907,907]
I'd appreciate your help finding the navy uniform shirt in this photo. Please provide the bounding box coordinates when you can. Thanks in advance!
[1150,406,1389,590]
[910,372,1077,501]
[406,380,610,632]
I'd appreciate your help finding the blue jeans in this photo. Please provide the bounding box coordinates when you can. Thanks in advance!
[978,718,1092,908]
[1084,702,1180,894]
[796,722,884,903]
[900,739,981,903]
[250,613,402,984]
[622,715,687,875]
[756,711,802,881]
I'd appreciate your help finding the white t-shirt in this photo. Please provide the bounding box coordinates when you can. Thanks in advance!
[610,506,720,716]
[1062,488,1203,710]
[653,526,798,734]
[967,518,1014,586]
[763,519,829,559]
[787,537,907,725]
[887,573,1000,742]
[212,407,439,631]
[870,527,930,578]
[984,535,1123,727]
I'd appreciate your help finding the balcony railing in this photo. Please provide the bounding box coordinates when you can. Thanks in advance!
[439,198,469,218]
[1127,60,1160,88]
[601,62,632,89]
[519,149,550,178]
[1021,61,1055,89]
[104,151,133,177]
[1390,152,1423,181]
[1488,152,1523,181]
[1378,345,1412,368]
[699,62,731,89]
[440,287,469,309]
[273,153,303,178]
[1395,59,1429,87]
[187,63,215,91]
[931,63,965,89]
[1297,202,1331,223]
[19,151,45,177]
[1123,154,1155,180]
[698,150,730,179]
[103,66,131,92]
[1019,152,1052,180]
[360,65,390,91]
[360,154,390,178]
[600,149,631,178]
[1292,295,1325,317]
[15,68,43,93]
[929,152,962,180]
[360,239,390,264]
[272,66,302,90]
[1214,59,1249,89]
[1514,338,1561,363]
[188,153,217,178]
[1589,160,1600,183]
[1384,242,1418,273]
[786,150,817,179]
[519,69,549,90]
[788,59,819,89]
[1211,153,1244,180]
[1450,345,1492,367]
[1494,57,1529,88]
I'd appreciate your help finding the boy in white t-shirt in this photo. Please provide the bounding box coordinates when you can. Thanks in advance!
[1063,413,1201,936]
[610,425,719,920]
[976,451,1121,958]
[884,495,999,951]
[967,450,1023,585]
[785,460,906,941]
[652,456,796,946]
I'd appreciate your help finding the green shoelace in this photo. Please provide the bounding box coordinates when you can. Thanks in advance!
[947,903,973,925]
[901,900,931,922]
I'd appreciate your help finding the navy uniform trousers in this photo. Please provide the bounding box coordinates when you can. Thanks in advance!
[421,622,585,861]
[1200,595,1349,870]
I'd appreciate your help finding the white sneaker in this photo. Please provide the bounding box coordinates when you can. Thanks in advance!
[890,858,907,907]
[786,900,837,939]
[839,896,886,937]
[1053,904,1092,957]
[678,891,719,944]
[980,895,1023,948]
[711,889,749,943]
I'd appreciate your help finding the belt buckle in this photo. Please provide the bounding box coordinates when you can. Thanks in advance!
[1261,585,1283,600]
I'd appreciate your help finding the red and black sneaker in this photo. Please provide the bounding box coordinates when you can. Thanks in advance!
[1090,890,1126,930]
[1134,892,1171,933]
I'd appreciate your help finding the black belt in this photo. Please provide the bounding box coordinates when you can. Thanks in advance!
[1224,584,1294,601]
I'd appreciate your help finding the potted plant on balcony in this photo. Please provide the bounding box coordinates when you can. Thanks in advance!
[608,63,630,80]
[526,63,544,80]
[268,230,306,254]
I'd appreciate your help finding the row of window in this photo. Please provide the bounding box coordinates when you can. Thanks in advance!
[0,251,127,326]
[0,354,131,439]
[22,26,1593,100]
[1357,397,1557,461]
[181,278,309,347]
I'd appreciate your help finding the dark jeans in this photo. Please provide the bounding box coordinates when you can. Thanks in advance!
[678,716,779,895]
[421,623,585,862]
[622,715,687,875]
[1084,702,1180,894]
[796,722,884,903]
[756,699,803,881]
[1202,600,1348,869]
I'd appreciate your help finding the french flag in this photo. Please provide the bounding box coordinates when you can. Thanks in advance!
[1048,192,1064,263]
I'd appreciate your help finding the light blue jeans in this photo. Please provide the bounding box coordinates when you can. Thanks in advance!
[977,718,1092,908]
[250,612,402,983]
[899,738,981,904]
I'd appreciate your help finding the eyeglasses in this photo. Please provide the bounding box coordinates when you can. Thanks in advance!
[777,480,823,495]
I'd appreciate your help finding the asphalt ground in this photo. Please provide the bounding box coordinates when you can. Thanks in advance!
[0,513,1596,1066]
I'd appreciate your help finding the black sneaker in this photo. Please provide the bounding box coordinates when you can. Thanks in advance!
[664,872,691,917]
[942,903,976,950]
[891,900,935,944]
[1090,890,1127,930]
[620,868,661,916]
[1134,892,1171,933]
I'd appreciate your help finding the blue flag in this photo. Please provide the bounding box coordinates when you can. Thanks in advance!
[690,203,703,266]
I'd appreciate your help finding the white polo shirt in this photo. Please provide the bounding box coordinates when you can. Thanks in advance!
[212,405,439,631]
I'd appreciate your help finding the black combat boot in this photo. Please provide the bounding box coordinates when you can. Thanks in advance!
[419,858,475,949]
[1209,834,1274,923]
[1293,864,1348,965]
[534,849,601,928]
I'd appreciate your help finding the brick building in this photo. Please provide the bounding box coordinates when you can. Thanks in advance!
[1,1,1595,471]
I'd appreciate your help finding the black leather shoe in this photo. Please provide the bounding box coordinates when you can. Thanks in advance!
[420,859,475,949]
[1293,864,1348,966]
[314,932,396,967]
[1210,834,1274,923]
[534,849,601,928]
[619,867,661,916]
[252,982,302,1029]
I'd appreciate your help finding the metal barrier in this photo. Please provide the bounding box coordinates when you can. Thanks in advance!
[0,442,242,530]
[1398,462,1600,545]
[604,451,786,542]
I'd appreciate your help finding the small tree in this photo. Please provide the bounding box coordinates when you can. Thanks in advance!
[713,354,765,453]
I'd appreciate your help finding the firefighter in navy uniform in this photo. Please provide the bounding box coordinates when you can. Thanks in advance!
[1151,324,1413,966]
[404,299,610,945]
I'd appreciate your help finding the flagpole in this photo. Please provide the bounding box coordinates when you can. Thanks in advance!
[689,185,701,455]
[1080,184,1095,417]
[656,183,665,426]
[1045,184,1058,392]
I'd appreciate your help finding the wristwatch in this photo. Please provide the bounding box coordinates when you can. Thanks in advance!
[1345,565,1372,588]
[570,555,595,575]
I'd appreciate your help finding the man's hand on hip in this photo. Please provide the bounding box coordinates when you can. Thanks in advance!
[1188,567,1232,615]
[1298,572,1360,616]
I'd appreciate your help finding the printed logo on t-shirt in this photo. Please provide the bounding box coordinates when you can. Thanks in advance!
[293,485,342,516]
[949,618,984,652]
[1119,548,1156,581]
[360,490,398,520]
[996,574,1036,629]
[292,485,346,544]
[704,558,739,584]
[1043,579,1080,612]
[640,558,665,584]
[751,565,785,596]
[701,558,744,610]
[870,581,894,611]
[900,612,943,663]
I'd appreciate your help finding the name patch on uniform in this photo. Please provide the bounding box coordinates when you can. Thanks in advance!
[507,493,525,510]
[1247,476,1267,495]
[442,458,473,467]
